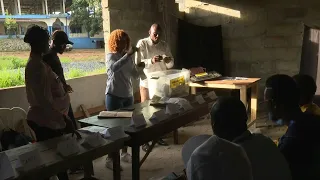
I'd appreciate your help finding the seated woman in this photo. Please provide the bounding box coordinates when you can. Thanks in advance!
[105,29,140,169]
[292,74,320,116]
[24,25,79,180]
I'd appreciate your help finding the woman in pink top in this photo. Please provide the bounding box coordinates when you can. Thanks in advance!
[24,25,79,180]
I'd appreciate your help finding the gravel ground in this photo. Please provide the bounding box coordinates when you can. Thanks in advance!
[5,61,106,75]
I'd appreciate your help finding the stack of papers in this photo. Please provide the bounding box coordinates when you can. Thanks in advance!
[79,126,109,138]
[98,111,133,118]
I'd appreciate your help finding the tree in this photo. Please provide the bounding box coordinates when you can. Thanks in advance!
[69,0,103,37]
[4,10,18,37]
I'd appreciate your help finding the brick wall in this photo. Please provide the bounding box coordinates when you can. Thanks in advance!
[179,0,320,95]
[102,0,181,58]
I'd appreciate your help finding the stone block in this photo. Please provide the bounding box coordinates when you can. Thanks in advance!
[264,35,302,48]
[266,23,304,36]
[230,24,267,38]
[229,50,251,62]
[275,60,300,75]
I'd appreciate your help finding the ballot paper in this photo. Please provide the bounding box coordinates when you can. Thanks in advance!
[18,149,44,172]
[207,91,217,100]
[57,137,80,157]
[131,114,147,127]
[107,126,127,140]
[83,133,105,148]
[150,109,167,124]
[0,152,15,180]
[165,103,180,115]
[98,111,133,118]
[195,95,206,104]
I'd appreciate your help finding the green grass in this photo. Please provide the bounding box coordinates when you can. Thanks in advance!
[86,67,106,76]
[0,56,27,70]
[65,68,86,79]
[0,69,24,88]
[60,57,72,63]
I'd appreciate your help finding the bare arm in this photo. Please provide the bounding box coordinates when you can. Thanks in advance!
[135,40,153,66]
[164,43,174,69]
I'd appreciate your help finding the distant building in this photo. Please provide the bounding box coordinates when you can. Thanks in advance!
[0,0,104,49]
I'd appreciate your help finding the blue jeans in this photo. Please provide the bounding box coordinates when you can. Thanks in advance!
[105,94,134,111]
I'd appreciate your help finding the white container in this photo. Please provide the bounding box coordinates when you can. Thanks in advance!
[147,69,190,99]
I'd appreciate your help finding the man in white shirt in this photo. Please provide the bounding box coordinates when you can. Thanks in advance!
[135,24,174,150]
[135,23,174,102]
[182,97,292,180]
[182,135,253,180]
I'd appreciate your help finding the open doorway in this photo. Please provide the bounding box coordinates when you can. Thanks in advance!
[300,25,320,105]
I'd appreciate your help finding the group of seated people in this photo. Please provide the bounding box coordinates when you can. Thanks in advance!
[183,74,320,180]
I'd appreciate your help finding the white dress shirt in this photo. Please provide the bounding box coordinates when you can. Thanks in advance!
[135,37,174,88]
[186,135,253,180]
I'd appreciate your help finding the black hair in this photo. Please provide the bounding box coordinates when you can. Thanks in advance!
[265,74,300,106]
[292,74,317,105]
[210,96,248,140]
[24,25,49,53]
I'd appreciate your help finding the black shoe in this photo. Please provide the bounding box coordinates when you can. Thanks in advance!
[158,139,169,146]
[142,143,150,152]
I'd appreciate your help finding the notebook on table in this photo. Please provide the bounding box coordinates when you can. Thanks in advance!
[98,111,133,119]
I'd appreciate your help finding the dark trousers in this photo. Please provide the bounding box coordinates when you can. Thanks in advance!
[28,121,69,180]
[105,93,134,110]
[68,104,77,129]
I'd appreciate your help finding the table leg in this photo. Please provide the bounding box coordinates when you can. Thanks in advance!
[191,86,197,95]
[250,82,258,123]
[240,86,247,108]
[83,162,95,179]
[112,151,121,180]
[173,130,179,145]
[132,145,140,180]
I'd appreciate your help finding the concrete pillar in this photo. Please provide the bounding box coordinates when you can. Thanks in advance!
[0,0,5,15]
[42,0,45,14]
[45,0,48,15]
[17,0,21,15]
[62,0,66,13]
[14,0,18,14]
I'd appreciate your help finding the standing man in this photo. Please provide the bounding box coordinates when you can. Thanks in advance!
[42,30,82,173]
[43,30,76,128]
[135,24,174,151]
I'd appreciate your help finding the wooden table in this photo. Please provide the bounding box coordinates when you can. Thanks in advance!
[6,132,128,180]
[189,77,260,126]
[79,96,213,180]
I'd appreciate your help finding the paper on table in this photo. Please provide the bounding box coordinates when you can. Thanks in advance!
[195,95,206,104]
[131,114,147,127]
[83,133,105,148]
[98,111,133,118]
[180,100,193,111]
[57,138,80,157]
[18,149,44,172]
[79,126,108,134]
[107,126,127,139]
[207,91,217,100]
[165,103,180,115]
[150,109,167,123]
[0,152,15,180]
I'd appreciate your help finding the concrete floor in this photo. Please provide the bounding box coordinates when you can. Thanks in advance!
[70,117,287,180]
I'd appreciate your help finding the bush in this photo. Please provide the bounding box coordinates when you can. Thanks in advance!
[0,69,24,88]
[66,68,85,79]
[0,56,27,70]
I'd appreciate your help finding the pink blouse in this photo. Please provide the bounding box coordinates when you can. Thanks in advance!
[25,54,70,130]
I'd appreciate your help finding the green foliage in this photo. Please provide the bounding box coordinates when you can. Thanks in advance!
[0,56,27,70]
[66,68,85,79]
[0,69,24,88]
[4,10,18,37]
[60,57,72,63]
[69,0,103,37]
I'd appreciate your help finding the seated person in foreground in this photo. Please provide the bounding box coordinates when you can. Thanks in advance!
[182,135,253,180]
[292,74,320,115]
[265,74,320,180]
[211,97,291,180]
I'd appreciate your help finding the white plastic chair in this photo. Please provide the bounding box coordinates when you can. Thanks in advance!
[0,107,36,141]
